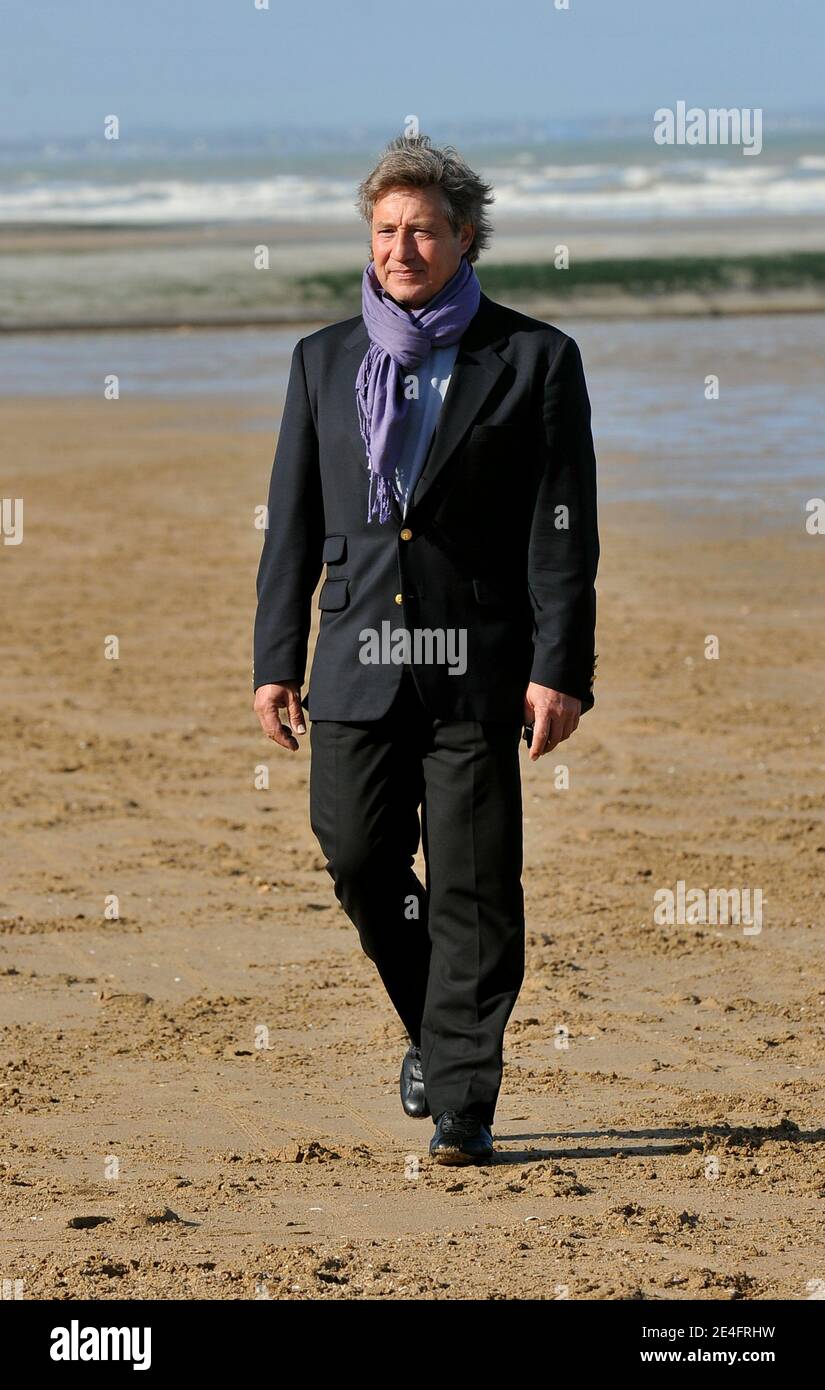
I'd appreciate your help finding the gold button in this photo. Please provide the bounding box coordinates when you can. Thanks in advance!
[400,528,412,541]
[394,593,403,605]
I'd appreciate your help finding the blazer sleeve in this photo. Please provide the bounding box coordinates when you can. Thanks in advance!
[527,335,600,711]
[253,337,324,691]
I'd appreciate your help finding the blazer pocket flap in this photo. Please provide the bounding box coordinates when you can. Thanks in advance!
[322,534,347,563]
[318,578,349,611]
[470,423,521,439]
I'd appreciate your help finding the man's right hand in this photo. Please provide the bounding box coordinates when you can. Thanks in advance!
[253,682,306,751]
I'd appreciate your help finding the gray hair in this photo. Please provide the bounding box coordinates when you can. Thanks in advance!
[355,133,494,264]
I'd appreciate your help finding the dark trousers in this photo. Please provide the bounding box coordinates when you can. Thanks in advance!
[308,667,525,1127]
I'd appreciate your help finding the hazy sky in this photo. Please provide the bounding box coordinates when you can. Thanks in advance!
[2,0,823,141]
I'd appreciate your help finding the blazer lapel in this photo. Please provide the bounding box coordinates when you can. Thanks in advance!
[408,293,509,515]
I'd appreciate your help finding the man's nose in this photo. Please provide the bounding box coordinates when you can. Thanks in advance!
[392,229,417,262]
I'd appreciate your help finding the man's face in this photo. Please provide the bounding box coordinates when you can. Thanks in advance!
[370,185,474,309]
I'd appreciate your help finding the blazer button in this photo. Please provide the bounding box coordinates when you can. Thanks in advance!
[400,528,412,541]
[394,593,403,604]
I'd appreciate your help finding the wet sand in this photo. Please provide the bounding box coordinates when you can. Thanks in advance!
[3,214,825,329]
[1,393,824,1300]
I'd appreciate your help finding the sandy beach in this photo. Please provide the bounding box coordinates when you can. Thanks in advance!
[1,385,823,1300]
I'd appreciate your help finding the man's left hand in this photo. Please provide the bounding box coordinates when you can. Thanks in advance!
[523,683,581,761]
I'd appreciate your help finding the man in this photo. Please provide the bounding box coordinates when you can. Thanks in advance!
[253,133,599,1165]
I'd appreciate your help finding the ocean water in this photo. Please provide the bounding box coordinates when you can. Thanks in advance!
[2,313,822,509]
[2,132,825,225]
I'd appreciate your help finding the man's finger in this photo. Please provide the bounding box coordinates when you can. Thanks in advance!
[255,700,280,737]
[256,699,298,751]
[543,712,564,755]
[554,712,576,746]
[286,689,306,736]
[269,720,299,751]
[529,712,551,761]
[536,707,582,758]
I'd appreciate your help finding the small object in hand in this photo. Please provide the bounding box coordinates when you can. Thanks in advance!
[522,723,534,748]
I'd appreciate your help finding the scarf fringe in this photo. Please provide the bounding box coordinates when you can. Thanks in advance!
[368,469,394,525]
[358,348,397,523]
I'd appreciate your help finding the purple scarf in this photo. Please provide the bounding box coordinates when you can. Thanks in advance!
[356,255,481,522]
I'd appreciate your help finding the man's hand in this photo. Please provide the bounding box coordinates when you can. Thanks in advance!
[253,681,306,752]
[523,682,581,762]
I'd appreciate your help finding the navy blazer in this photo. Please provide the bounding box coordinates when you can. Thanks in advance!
[253,290,599,722]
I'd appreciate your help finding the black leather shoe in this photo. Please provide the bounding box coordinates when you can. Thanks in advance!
[429,1110,494,1164]
[400,1043,430,1118]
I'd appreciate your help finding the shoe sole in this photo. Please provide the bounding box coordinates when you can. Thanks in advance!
[431,1147,494,1165]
